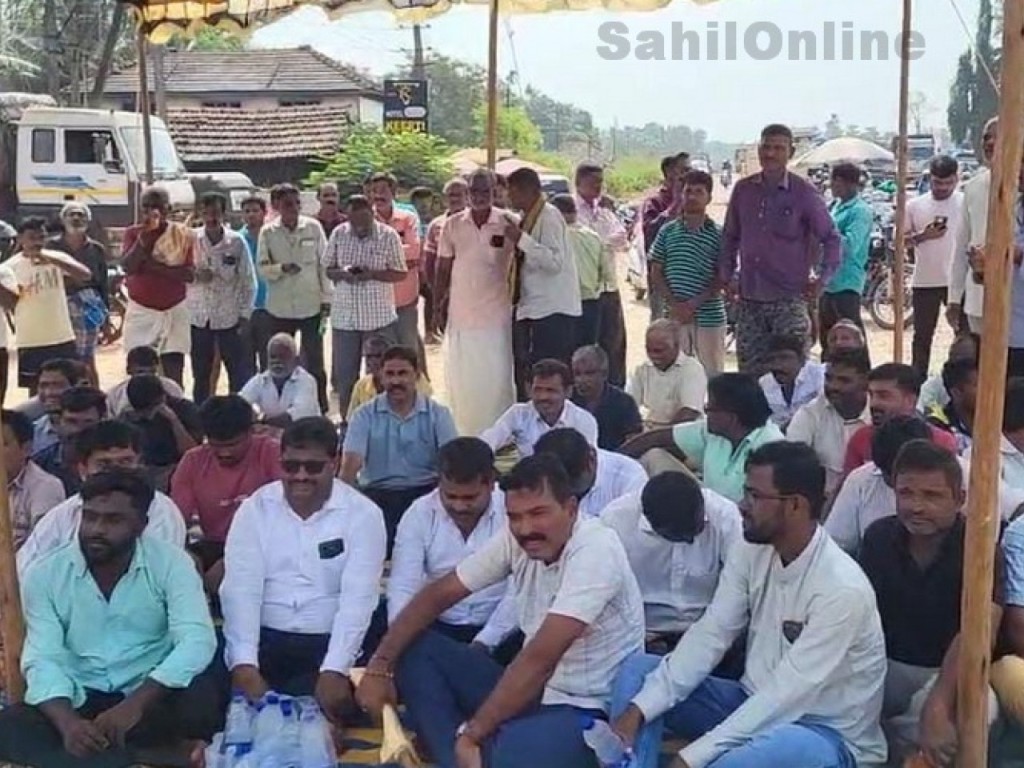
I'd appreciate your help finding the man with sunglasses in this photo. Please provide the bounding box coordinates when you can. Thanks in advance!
[611,441,887,768]
[601,471,741,655]
[220,416,386,730]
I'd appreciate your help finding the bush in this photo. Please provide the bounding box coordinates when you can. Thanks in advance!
[307,124,455,192]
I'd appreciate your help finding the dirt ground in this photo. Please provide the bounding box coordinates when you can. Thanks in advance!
[5,185,953,410]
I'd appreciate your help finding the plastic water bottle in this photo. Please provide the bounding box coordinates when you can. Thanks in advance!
[278,698,302,767]
[252,693,284,763]
[581,717,632,767]
[223,694,254,750]
[204,733,225,768]
[299,703,335,768]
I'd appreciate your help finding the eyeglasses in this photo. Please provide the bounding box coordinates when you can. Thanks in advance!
[741,488,793,504]
[281,459,329,475]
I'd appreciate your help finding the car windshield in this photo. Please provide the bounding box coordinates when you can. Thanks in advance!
[119,126,186,179]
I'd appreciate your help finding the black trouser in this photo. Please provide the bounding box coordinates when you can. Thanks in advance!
[244,308,274,372]
[258,627,331,698]
[0,666,225,768]
[597,290,627,387]
[0,348,8,407]
[190,324,251,405]
[513,313,579,401]
[912,286,947,378]
[432,621,525,667]
[818,290,864,354]
[578,299,601,348]
[269,313,328,413]
[1009,348,1024,379]
[363,483,436,556]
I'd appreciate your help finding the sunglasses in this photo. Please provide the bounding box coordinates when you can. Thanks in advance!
[281,459,330,475]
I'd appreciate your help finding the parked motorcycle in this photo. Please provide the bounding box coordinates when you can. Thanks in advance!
[99,265,128,347]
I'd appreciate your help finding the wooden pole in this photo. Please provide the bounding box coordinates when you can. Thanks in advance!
[890,0,912,363]
[957,2,1024,764]
[485,0,500,170]
[0,422,26,704]
[135,25,154,186]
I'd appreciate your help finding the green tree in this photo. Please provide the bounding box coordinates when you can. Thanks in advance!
[947,0,999,150]
[167,26,244,52]
[471,102,542,153]
[307,123,454,191]
[948,52,974,146]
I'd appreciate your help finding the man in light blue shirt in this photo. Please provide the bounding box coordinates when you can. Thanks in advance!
[239,194,273,373]
[821,163,873,352]
[341,345,458,551]
[0,468,219,764]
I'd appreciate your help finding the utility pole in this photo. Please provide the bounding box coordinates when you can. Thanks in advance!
[153,44,167,121]
[43,0,60,100]
[411,24,426,81]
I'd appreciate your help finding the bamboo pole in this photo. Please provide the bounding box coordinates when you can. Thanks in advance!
[135,25,155,187]
[485,0,500,169]
[957,2,1024,765]
[0,422,26,704]
[890,0,912,363]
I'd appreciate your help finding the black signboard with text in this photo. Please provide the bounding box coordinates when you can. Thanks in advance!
[383,79,429,135]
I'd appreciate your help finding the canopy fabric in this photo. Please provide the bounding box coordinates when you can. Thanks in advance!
[122,0,720,40]
[794,136,895,167]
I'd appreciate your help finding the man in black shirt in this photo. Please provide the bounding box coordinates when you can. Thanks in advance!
[570,345,642,450]
[859,439,1002,767]
[123,374,202,492]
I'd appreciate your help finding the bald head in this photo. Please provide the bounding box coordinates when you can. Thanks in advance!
[646,319,681,371]
[267,333,299,379]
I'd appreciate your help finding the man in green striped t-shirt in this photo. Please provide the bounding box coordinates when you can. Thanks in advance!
[649,170,727,375]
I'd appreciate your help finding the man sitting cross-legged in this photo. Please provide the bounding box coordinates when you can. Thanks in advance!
[388,437,519,660]
[611,441,887,768]
[221,416,386,727]
[18,420,187,576]
[357,454,644,768]
[0,469,219,767]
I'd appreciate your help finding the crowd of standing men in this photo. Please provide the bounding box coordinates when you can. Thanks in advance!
[1,117,1024,768]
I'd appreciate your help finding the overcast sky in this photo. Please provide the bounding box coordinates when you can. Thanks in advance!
[253,0,980,143]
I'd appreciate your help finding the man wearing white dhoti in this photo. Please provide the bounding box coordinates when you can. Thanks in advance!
[435,170,516,435]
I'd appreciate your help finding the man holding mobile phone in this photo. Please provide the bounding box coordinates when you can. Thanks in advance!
[905,155,963,379]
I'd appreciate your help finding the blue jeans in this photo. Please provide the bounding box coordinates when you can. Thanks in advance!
[397,630,599,768]
[610,653,856,768]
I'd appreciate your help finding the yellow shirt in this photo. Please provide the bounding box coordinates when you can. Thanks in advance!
[346,374,433,419]
[0,250,77,348]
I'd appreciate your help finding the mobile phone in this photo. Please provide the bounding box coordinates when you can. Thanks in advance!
[934,216,948,228]
[490,235,505,248]
[348,265,365,275]
[222,255,237,267]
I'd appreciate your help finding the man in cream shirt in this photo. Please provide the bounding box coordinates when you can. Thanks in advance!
[601,472,741,641]
[627,320,707,429]
[949,117,997,337]
[611,441,887,768]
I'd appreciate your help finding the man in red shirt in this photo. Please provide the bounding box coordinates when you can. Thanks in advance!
[843,362,958,473]
[121,187,195,386]
[316,182,346,238]
[171,394,281,594]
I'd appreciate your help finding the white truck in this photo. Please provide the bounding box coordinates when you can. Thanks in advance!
[0,92,194,231]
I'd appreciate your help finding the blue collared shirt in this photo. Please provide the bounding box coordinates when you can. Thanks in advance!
[21,537,216,708]
[240,225,268,310]
[31,415,59,455]
[343,393,458,490]
[827,195,874,294]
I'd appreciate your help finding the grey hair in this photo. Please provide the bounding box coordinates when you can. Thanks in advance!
[572,344,609,372]
[60,201,91,221]
[267,332,298,354]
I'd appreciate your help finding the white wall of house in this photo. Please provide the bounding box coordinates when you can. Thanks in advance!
[101,93,378,116]
[358,97,384,127]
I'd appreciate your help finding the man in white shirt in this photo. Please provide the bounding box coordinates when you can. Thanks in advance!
[534,427,646,518]
[257,183,330,413]
[480,359,598,457]
[239,333,320,425]
[17,420,187,575]
[388,437,518,657]
[187,191,257,404]
[626,319,707,429]
[356,454,644,768]
[611,441,887,768]
[758,334,825,429]
[106,346,185,417]
[505,168,582,398]
[601,472,741,645]
[221,416,386,726]
[435,170,517,435]
[787,347,872,495]
[949,117,998,338]
[905,155,963,378]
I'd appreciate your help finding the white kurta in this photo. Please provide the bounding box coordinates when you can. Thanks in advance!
[439,208,516,435]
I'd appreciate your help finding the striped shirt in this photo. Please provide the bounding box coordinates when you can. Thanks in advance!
[650,217,726,327]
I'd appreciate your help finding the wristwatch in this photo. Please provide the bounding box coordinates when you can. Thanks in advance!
[456,721,483,744]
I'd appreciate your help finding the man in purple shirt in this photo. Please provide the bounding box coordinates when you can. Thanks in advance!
[643,153,690,320]
[718,124,842,375]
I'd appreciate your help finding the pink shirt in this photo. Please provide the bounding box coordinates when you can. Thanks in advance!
[438,208,513,331]
[376,207,421,308]
[170,432,282,543]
